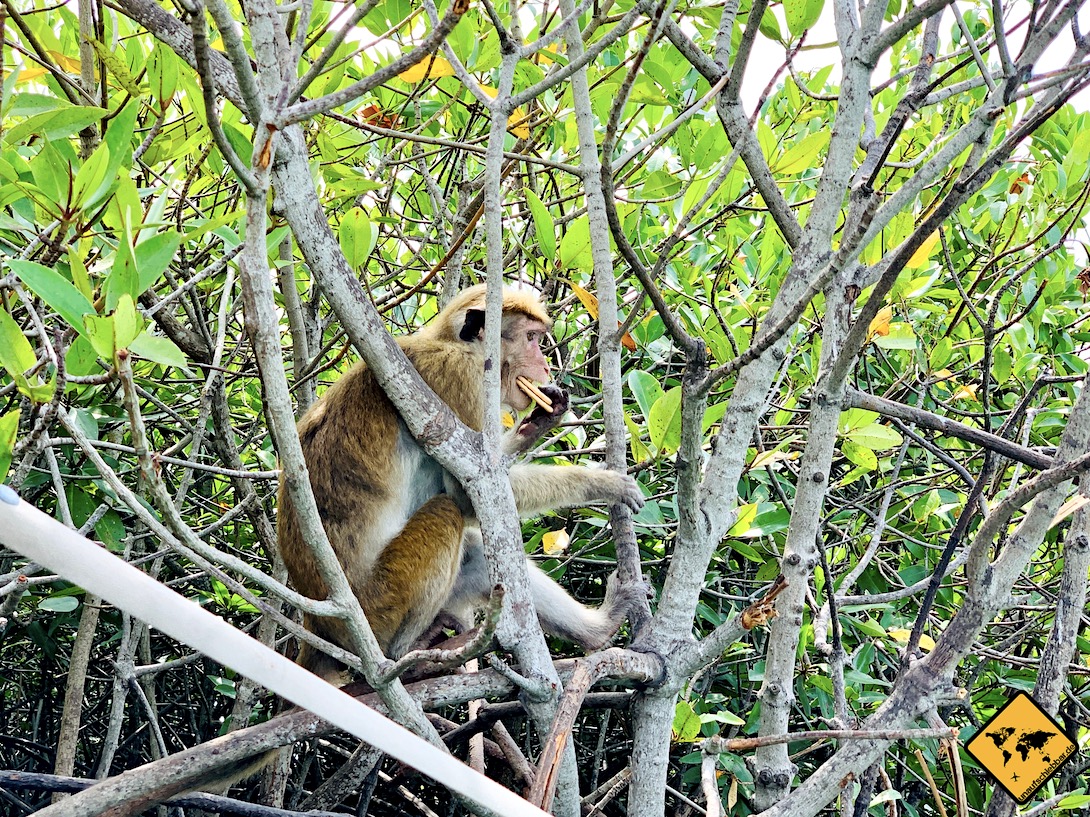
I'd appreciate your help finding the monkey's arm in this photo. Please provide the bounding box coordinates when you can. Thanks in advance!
[509,463,644,516]
[528,562,646,651]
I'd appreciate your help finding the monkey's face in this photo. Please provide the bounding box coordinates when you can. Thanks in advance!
[501,314,552,411]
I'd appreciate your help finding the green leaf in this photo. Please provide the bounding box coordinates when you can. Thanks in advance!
[842,439,877,470]
[848,616,887,638]
[0,409,19,483]
[624,414,652,464]
[13,372,55,403]
[648,386,682,455]
[672,700,702,742]
[758,7,783,42]
[72,140,111,212]
[4,106,108,145]
[38,596,80,613]
[628,369,664,419]
[135,230,183,293]
[30,141,70,207]
[872,322,916,350]
[0,308,36,376]
[95,509,126,551]
[8,260,95,331]
[65,335,99,377]
[558,216,592,272]
[992,346,1012,384]
[68,245,94,302]
[846,423,903,451]
[740,506,791,538]
[147,44,179,111]
[928,337,953,370]
[524,189,556,262]
[838,408,878,434]
[702,401,728,433]
[89,38,142,96]
[106,234,139,313]
[129,332,190,370]
[339,208,375,269]
[770,131,830,175]
[113,294,143,349]
[83,313,117,358]
[784,0,825,38]
[1057,792,1090,809]
[728,502,758,537]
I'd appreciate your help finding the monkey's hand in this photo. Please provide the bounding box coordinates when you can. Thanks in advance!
[592,470,645,512]
[511,385,569,450]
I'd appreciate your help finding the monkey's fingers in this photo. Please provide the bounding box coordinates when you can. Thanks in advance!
[516,376,554,411]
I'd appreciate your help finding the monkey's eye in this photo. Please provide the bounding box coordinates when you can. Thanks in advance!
[527,331,538,343]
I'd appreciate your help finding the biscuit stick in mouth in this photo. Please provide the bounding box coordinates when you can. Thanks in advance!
[516,376,554,411]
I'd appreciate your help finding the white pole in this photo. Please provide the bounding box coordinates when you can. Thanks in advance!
[0,484,547,817]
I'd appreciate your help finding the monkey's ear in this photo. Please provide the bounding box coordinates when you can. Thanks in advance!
[459,308,486,342]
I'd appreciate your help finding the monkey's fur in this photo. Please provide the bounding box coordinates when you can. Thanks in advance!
[278,285,645,676]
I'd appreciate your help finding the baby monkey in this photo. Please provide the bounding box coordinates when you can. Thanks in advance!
[277,285,645,676]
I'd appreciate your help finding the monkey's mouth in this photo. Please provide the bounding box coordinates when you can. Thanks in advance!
[516,376,554,411]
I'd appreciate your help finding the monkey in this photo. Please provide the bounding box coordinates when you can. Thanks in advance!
[277,284,645,677]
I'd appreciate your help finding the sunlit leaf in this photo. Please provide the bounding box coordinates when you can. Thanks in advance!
[340,207,375,269]
[4,106,107,144]
[672,700,702,742]
[542,529,570,555]
[868,305,893,338]
[784,0,825,37]
[727,503,758,537]
[770,131,829,175]
[872,322,916,350]
[888,627,936,652]
[841,439,877,470]
[524,189,556,262]
[0,409,20,483]
[129,333,190,371]
[398,55,456,82]
[845,423,903,451]
[648,386,682,454]
[0,308,36,377]
[906,231,940,269]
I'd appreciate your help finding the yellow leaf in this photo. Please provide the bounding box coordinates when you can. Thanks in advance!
[501,411,515,428]
[49,51,82,73]
[571,282,600,319]
[542,529,570,555]
[479,85,531,138]
[749,449,798,470]
[399,55,456,83]
[868,306,893,339]
[534,42,560,64]
[569,283,637,350]
[507,109,531,138]
[14,64,48,83]
[951,383,977,401]
[907,231,940,269]
[888,628,936,651]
